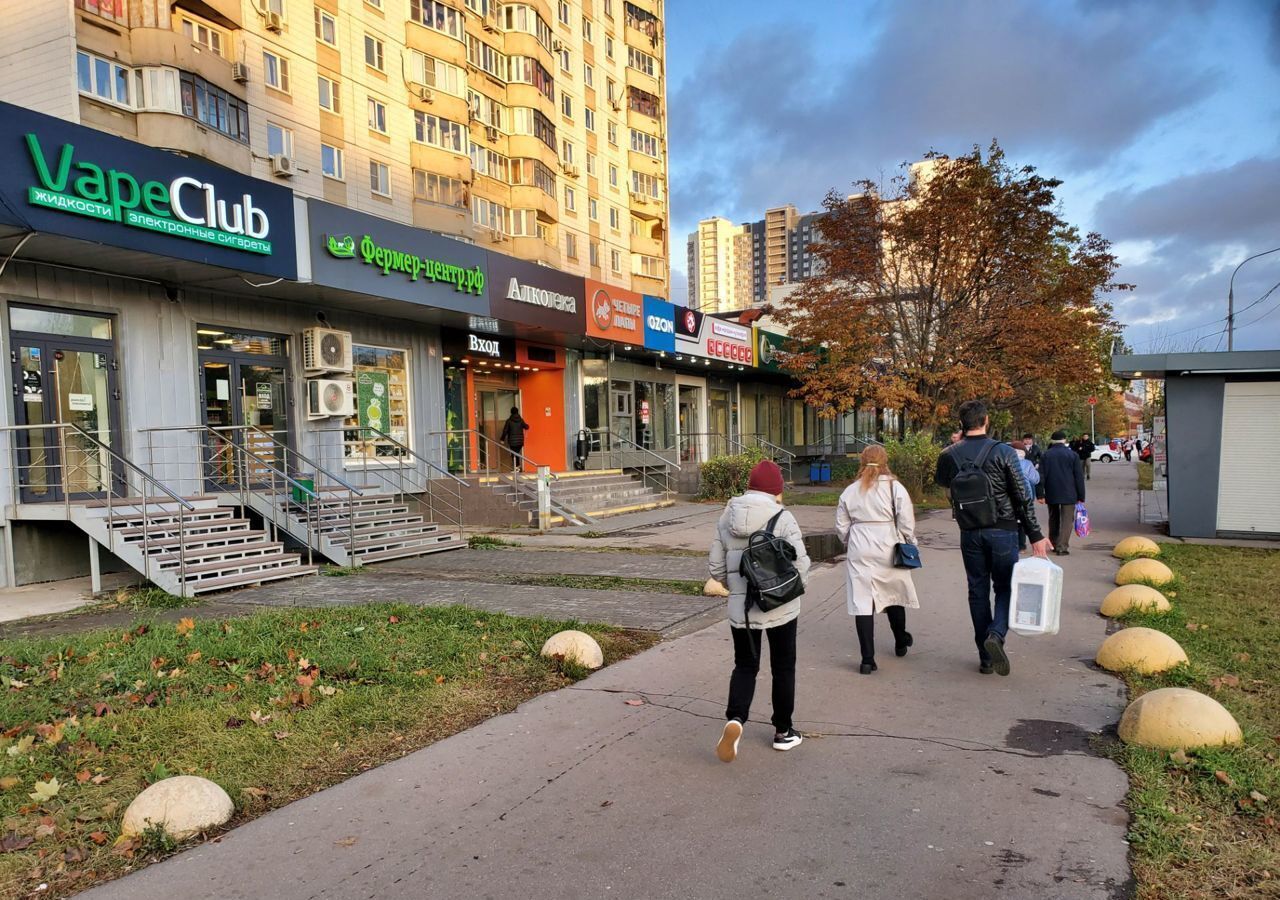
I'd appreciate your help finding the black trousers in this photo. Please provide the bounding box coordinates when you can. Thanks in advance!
[855,607,908,663]
[1048,503,1075,551]
[726,618,797,733]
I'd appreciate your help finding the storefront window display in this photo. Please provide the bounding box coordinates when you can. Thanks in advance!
[581,358,675,451]
[343,345,410,463]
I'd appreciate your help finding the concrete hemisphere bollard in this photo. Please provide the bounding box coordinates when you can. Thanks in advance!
[1096,627,1188,674]
[121,776,235,841]
[1113,536,1161,559]
[1100,584,1172,617]
[1118,687,1243,750]
[541,629,605,670]
[1116,557,1175,587]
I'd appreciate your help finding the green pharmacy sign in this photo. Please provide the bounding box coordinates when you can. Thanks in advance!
[325,233,485,296]
[23,134,273,255]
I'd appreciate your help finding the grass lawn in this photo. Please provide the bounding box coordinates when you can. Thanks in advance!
[1110,543,1280,899]
[1137,461,1154,491]
[0,604,654,898]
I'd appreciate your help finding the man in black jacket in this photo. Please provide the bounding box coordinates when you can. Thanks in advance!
[1040,430,1086,556]
[936,401,1052,677]
[1070,433,1096,480]
[1022,432,1043,471]
[499,407,530,469]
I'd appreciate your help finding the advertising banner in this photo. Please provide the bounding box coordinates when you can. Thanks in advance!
[355,370,390,432]
[308,199,488,315]
[441,328,516,362]
[0,101,297,279]
[673,307,754,366]
[755,328,795,373]
[642,295,676,353]
[486,252,585,332]
[585,280,645,346]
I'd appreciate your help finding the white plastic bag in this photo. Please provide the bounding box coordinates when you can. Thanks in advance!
[1009,557,1063,636]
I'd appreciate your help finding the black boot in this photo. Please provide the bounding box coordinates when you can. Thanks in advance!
[855,615,876,674]
[887,607,912,657]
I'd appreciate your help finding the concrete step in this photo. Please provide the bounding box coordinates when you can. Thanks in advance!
[179,550,303,578]
[114,517,252,539]
[187,563,319,594]
[353,537,466,564]
[155,539,285,568]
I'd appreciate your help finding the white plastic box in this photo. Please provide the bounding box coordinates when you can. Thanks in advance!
[1009,557,1064,636]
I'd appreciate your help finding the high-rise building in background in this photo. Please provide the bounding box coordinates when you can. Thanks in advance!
[1,0,668,296]
[685,204,822,312]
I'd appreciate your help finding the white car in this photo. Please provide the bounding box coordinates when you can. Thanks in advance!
[1091,446,1121,463]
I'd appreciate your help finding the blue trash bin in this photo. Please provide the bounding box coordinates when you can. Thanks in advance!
[819,461,832,484]
[809,461,822,484]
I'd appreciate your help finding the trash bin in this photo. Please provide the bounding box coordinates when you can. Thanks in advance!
[819,461,832,484]
[809,462,831,485]
[291,475,315,504]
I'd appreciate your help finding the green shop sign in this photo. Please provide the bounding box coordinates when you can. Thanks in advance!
[23,134,273,255]
[326,234,485,296]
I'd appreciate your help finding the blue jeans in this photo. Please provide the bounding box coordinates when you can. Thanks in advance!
[959,528,1020,660]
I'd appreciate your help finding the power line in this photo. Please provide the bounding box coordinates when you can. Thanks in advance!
[1130,277,1280,349]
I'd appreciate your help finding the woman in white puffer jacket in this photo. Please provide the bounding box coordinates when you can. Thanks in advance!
[708,460,810,763]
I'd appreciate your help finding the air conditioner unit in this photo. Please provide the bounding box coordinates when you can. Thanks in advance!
[611,100,622,112]
[231,62,250,83]
[552,39,564,52]
[302,327,354,374]
[485,228,506,243]
[413,84,434,103]
[568,164,580,178]
[306,378,355,419]
[630,190,648,204]
[264,10,283,33]
[484,125,499,142]
[269,154,296,177]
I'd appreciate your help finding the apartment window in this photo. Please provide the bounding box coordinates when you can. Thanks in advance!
[630,216,645,236]
[558,1,570,25]
[559,48,571,72]
[503,4,553,51]
[472,196,507,233]
[370,160,391,197]
[606,77,617,104]
[561,139,575,165]
[608,121,619,146]
[582,16,593,42]
[467,90,507,129]
[414,111,465,153]
[263,0,284,13]
[263,51,289,93]
[565,232,578,259]
[603,0,613,16]
[321,143,344,180]
[314,8,337,45]
[511,107,556,149]
[609,207,620,230]
[628,85,660,118]
[318,75,340,113]
[411,0,464,40]
[608,164,618,188]
[134,66,179,112]
[76,0,126,23]
[590,241,600,266]
[510,158,556,195]
[583,63,594,87]
[266,122,293,157]
[508,56,554,100]
[412,52,465,96]
[368,97,388,133]
[625,1,661,37]
[605,36,614,59]
[611,248,622,272]
[364,34,385,71]
[366,0,381,6]
[636,254,663,278]
[560,91,572,118]
[467,35,508,81]
[471,144,509,182]
[589,198,598,220]
[508,209,536,237]
[627,46,656,78]
[564,186,576,211]
[179,71,250,142]
[181,16,225,56]
[413,170,467,208]
[630,128,659,157]
[76,50,131,107]
[586,152,597,176]
[584,108,595,131]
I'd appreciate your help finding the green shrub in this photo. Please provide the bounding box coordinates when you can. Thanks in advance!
[698,447,767,502]
[884,433,943,502]
[829,458,860,483]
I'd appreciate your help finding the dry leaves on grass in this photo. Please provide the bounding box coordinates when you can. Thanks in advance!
[176,617,195,636]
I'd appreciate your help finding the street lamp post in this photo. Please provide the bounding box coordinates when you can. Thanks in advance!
[1227,246,1280,351]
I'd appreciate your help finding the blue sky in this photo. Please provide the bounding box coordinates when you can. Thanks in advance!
[663,0,1280,353]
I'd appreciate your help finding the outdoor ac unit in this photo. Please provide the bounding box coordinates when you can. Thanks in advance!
[231,62,249,83]
[264,10,283,33]
[485,125,499,142]
[269,154,296,178]
[302,327,354,374]
[552,39,564,52]
[486,228,506,243]
[630,191,648,204]
[306,378,354,419]
[568,164,580,178]
[413,84,434,103]
[611,100,622,112]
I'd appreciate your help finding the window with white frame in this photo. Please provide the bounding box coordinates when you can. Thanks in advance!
[606,77,617,104]
[467,89,507,129]
[472,196,507,233]
[502,4,553,51]
[411,0,464,40]
[583,63,594,87]
[565,231,578,259]
[589,197,598,220]
[582,16,593,42]
[133,66,179,112]
[314,8,337,46]
[344,345,411,462]
[263,51,290,92]
[603,0,613,16]
[368,97,388,133]
[561,138,575,165]
[181,15,225,56]
[510,158,556,194]
[364,34,385,71]
[411,51,465,96]
[76,50,131,107]
[607,121,618,145]
[558,1,570,25]
[321,143,344,180]
[266,122,293,157]
[414,111,465,153]
[318,75,340,113]
[560,91,572,118]
[564,185,576,211]
[589,241,600,266]
[635,254,663,278]
[608,163,618,188]
[631,170,661,199]
[413,169,467,207]
[467,35,507,81]
[630,128,659,157]
[263,0,283,13]
[611,248,622,272]
[627,46,656,77]
[586,152,596,176]
[511,107,556,149]
[470,143,509,181]
[370,160,391,197]
[508,56,554,99]
[605,35,614,59]
[609,206,620,230]
[559,48,570,71]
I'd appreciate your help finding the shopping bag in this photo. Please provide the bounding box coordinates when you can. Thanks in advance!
[1074,501,1091,538]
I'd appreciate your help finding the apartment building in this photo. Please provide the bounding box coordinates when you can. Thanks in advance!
[0,0,668,295]
[686,204,822,311]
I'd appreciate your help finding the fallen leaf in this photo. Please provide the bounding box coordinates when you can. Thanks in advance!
[93,703,111,718]
[297,658,311,671]
[317,685,336,697]
[434,675,446,684]
[224,717,244,729]
[1215,770,1235,787]
[90,774,110,786]
[74,771,91,784]
[387,616,400,624]
[248,710,272,726]
[0,777,20,791]
[1236,652,1251,662]
[1252,790,1270,804]
[272,731,291,741]
[334,836,358,847]
[1169,748,1191,766]
[6,678,28,691]
[412,669,431,677]
[28,779,59,803]
[0,832,33,853]
[33,824,55,839]
[87,832,108,846]
[295,673,315,689]
[6,735,34,756]
[1209,674,1241,690]
[624,698,646,707]
[241,787,268,799]
[175,618,195,636]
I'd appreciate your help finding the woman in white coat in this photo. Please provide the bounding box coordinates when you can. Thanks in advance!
[835,445,919,674]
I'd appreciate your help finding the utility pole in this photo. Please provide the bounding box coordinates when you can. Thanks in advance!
[1227,247,1280,350]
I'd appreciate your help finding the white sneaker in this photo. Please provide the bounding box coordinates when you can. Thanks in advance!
[716,719,743,763]
[772,729,803,751]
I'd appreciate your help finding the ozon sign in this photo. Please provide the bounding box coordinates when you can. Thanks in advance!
[23,134,274,255]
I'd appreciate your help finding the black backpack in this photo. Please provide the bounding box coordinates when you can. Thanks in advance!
[949,439,999,530]
[739,511,805,615]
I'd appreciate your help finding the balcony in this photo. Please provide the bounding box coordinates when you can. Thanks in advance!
[509,236,561,267]
[134,112,251,171]
[129,28,240,89]
[623,65,661,100]
[510,184,559,220]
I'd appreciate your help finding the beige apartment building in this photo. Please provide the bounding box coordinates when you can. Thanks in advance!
[0,0,668,296]
[686,204,822,312]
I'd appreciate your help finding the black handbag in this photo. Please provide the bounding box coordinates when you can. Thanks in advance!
[890,482,923,569]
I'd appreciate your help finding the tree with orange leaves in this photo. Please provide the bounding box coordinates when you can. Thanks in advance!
[775,142,1129,435]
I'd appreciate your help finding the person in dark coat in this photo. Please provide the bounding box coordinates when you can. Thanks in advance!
[1022,433,1043,470]
[1070,433,1096,480]
[1040,430,1086,555]
[499,406,530,467]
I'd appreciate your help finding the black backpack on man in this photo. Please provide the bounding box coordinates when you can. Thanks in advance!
[947,439,999,530]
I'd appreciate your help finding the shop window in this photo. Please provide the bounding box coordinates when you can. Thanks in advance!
[344,345,411,463]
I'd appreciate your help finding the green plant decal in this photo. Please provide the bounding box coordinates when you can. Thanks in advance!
[327,234,356,258]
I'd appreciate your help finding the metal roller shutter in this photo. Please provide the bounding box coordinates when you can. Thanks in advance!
[1216,381,1280,534]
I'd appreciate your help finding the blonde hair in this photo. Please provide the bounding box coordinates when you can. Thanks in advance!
[858,445,895,491]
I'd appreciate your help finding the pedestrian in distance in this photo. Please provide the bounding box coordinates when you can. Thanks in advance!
[709,459,811,762]
[1022,432,1044,471]
[499,406,530,470]
[835,444,918,674]
[1010,440,1041,553]
[1122,439,1133,462]
[935,400,1051,676]
[1070,433,1096,480]
[1039,430,1087,556]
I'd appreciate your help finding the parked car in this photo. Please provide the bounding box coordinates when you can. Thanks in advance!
[1091,446,1120,463]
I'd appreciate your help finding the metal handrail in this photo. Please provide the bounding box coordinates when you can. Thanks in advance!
[748,433,797,463]
[342,425,469,486]
[429,428,554,479]
[138,425,320,500]
[611,433,683,472]
[243,425,365,496]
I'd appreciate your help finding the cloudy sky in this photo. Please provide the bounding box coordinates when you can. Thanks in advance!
[664,0,1280,353]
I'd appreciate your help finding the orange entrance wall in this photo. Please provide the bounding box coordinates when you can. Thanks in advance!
[517,369,566,471]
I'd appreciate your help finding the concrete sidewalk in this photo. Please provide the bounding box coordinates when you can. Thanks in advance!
[80,465,1143,900]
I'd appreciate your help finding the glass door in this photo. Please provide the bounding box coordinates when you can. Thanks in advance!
[476,387,519,470]
[197,328,290,489]
[678,384,701,462]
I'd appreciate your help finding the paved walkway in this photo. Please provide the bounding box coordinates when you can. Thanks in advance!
[81,464,1144,899]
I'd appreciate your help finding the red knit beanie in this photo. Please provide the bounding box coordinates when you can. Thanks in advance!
[747,460,785,496]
